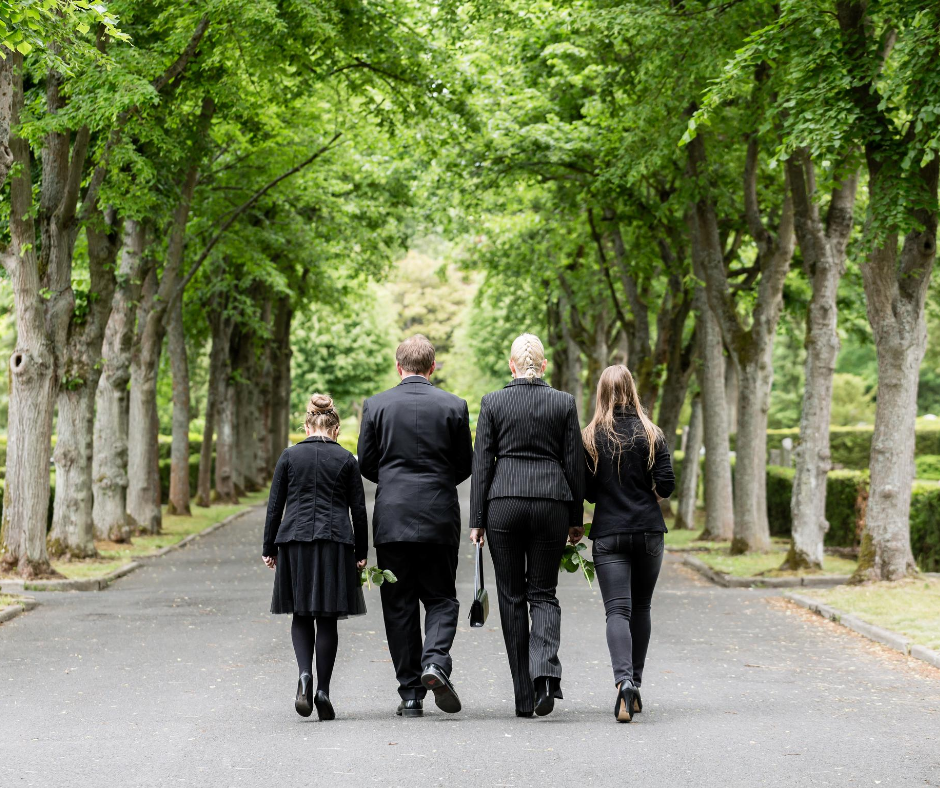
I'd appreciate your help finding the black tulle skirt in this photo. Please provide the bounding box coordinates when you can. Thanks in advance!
[270,540,367,618]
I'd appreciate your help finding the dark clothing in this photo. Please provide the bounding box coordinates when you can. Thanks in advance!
[291,614,338,693]
[470,378,584,532]
[358,376,473,547]
[584,410,675,540]
[375,542,459,700]
[262,436,368,560]
[270,540,367,618]
[486,497,569,713]
[593,532,664,686]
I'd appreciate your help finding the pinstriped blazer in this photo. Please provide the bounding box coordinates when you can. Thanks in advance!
[470,378,585,531]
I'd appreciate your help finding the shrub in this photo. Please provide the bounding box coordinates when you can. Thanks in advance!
[911,482,940,572]
[766,465,795,537]
[915,455,940,481]
[824,470,868,548]
[159,454,213,502]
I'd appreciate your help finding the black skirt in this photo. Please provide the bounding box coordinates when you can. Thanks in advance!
[270,540,367,618]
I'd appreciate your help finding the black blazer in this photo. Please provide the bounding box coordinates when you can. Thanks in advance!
[357,376,473,547]
[262,436,368,560]
[470,378,584,531]
[584,409,675,539]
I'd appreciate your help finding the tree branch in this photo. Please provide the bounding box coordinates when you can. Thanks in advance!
[174,132,343,298]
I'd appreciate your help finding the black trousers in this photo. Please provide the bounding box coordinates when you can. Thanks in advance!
[592,532,664,687]
[486,497,569,713]
[376,542,459,701]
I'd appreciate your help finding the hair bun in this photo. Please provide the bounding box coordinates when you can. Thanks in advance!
[308,394,334,414]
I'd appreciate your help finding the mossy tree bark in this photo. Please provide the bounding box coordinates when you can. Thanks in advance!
[166,297,192,516]
[675,395,703,530]
[783,151,857,571]
[689,133,795,554]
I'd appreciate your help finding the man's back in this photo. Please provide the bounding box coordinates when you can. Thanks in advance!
[358,376,473,546]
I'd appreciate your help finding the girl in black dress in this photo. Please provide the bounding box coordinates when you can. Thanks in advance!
[262,394,368,719]
[580,366,675,723]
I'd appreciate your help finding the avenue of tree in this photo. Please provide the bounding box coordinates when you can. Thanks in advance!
[1,0,938,584]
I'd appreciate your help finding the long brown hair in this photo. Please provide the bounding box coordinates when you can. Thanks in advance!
[582,365,663,472]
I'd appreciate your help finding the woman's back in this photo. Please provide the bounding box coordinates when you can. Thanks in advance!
[471,378,583,508]
[585,408,675,539]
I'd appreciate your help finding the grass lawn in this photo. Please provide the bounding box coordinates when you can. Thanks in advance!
[666,512,858,578]
[50,491,269,580]
[810,578,940,651]
[0,594,25,609]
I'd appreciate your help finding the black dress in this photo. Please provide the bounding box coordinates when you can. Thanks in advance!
[263,436,369,618]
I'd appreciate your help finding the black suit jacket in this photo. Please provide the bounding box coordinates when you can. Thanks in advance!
[470,378,584,531]
[262,436,369,560]
[357,376,473,547]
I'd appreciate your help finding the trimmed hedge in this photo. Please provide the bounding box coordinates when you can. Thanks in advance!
[159,453,215,501]
[725,424,940,470]
[288,432,359,455]
[911,482,940,572]
[915,455,940,481]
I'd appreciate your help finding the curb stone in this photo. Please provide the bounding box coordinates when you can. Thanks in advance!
[784,591,940,671]
[1,504,264,594]
[0,597,38,625]
[680,554,850,589]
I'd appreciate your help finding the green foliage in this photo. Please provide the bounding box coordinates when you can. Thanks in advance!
[560,541,595,587]
[360,566,397,589]
[1,0,126,58]
[915,456,940,482]
[910,483,940,573]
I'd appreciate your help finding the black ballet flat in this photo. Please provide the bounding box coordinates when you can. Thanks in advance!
[534,677,554,717]
[615,681,640,723]
[295,672,313,718]
[314,690,335,721]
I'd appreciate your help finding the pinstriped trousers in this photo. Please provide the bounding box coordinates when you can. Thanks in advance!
[486,497,570,712]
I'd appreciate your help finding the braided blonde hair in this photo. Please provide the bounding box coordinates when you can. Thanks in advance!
[305,393,340,436]
[509,333,546,380]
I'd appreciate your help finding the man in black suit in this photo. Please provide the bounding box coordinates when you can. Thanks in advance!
[358,335,473,717]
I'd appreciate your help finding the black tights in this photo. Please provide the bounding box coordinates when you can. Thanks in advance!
[290,614,338,694]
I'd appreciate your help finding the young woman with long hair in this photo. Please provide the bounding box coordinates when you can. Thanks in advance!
[579,365,675,722]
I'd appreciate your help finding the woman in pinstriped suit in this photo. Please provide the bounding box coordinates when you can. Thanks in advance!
[469,334,585,717]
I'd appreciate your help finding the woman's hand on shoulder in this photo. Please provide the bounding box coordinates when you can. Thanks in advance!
[568,526,584,545]
[263,555,276,569]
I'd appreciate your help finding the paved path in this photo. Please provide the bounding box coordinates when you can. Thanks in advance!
[2,483,939,787]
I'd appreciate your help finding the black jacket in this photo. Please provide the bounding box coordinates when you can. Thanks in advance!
[262,436,368,560]
[584,409,675,539]
[470,378,584,531]
[357,376,473,547]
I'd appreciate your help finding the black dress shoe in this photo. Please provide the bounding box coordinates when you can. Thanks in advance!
[295,672,313,718]
[534,677,554,717]
[515,709,534,718]
[421,664,461,714]
[396,699,424,718]
[314,690,335,721]
[615,680,640,723]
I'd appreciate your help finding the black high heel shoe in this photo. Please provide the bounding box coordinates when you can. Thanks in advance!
[295,673,313,718]
[314,690,335,721]
[615,680,640,723]
[534,677,555,717]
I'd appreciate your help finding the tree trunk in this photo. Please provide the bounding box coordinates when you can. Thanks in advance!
[784,154,857,570]
[214,317,238,503]
[167,297,191,515]
[694,287,735,541]
[731,356,773,553]
[126,262,162,534]
[233,329,260,494]
[675,395,703,530]
[256,299,273,484]
[853,221,935,581]
[0,56,58,577]
[724,356,738,434]
[93,220,146,541]
[657,335,695,454]
[48,206,119,558]
[196,310,225,507]
[688,205,735,542]
[563,322,584,423]
[689,133,795,553]
[269,298,292,463]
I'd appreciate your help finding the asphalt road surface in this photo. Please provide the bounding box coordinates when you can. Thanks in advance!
[2,482,939,787]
